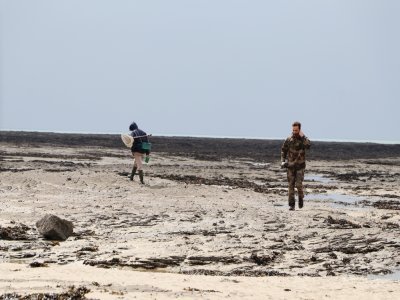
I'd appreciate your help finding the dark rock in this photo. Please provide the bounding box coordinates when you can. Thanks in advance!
[0,286,90,300]
[325,215,361,229]
[78,246,98,252]
[180,269,225,276]
[373,200,400,210]
[29,261,47,268]
[180,268,289,277]
[329,252,338,259]
[327,271,336,276]
[0,224,30,240]
[187,255,241,266]
[382,222,400,229]
[36,214,73,241]
[84,256,186,270]
[249,251,279,265]
[230,268,289,277]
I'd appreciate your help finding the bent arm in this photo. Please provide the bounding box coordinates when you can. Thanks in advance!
[302,136,311,150]
[281,139,289,162]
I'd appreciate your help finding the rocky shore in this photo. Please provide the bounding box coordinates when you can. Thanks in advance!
[0,131,399,299]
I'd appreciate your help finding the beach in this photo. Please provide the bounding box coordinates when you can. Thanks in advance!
[1,131,400,299]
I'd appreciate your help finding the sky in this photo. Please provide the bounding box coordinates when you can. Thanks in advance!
[0,0,399,142]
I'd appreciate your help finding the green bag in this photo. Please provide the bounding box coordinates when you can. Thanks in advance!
[141,142,152,151]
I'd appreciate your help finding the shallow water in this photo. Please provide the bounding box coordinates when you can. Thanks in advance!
[307,193,365,204]
[305,174,334,184]
[306,192,373,211]
[369,270,400,281]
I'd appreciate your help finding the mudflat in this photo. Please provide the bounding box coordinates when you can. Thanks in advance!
[1,131,400,299]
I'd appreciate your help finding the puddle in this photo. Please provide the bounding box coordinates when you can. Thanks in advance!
[305,174,334,184]
[306,192,374,210]
[247,162,270,167]
[307,193,365,204]
[271,192,370,211]
[244,161,270,169]
[369,270,400,281]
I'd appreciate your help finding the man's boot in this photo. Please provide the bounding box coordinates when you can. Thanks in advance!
[289,197,295,211]
[129,167,137,181]
[138,170,144,184]
[299,197,304,209]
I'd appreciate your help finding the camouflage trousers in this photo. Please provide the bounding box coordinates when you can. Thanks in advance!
[287,168,305,207]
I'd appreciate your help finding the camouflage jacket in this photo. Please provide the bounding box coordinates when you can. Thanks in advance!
[281,135,311,169]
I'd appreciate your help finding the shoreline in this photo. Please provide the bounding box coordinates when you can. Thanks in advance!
[1,129,399,145]
[1,130,400,162]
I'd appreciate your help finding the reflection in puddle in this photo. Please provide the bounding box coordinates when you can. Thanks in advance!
[304,174,372,210]
[307,193,365,204]
[307,193,388,211]
[369,270,400,281]
[307,193,372,210]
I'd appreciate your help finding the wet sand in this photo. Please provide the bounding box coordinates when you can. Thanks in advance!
[1,131,400,299]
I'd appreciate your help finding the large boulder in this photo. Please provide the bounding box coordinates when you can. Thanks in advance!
[36,214,73,241]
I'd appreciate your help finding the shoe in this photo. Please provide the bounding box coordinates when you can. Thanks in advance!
[139,170,144,184]
[289,206,295,211]
[129,167,137,181]
[299,198,304,209]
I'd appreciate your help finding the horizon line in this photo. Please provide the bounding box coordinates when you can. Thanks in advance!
[1,129,399,145]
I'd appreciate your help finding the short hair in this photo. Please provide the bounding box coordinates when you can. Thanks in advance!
[292,121,301,129]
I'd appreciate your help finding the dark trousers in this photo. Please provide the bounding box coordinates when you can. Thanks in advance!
[287,168,305,207]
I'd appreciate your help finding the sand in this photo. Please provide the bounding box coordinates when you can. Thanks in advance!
[0,132,399,299]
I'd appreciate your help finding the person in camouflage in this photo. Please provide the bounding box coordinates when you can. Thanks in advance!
[281,121,311,210]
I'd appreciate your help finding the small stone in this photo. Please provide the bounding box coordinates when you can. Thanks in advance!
[29,261,47,268]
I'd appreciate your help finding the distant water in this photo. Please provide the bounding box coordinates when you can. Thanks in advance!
[1,129,399,145]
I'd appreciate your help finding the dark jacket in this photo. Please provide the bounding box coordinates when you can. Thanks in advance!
[130,129,150,154]
[281,135,311,169]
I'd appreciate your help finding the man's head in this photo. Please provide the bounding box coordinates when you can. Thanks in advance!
[129,122,138,131]
[292,121,301,136]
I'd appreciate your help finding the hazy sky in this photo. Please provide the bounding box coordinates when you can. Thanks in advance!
[1,1,399,141]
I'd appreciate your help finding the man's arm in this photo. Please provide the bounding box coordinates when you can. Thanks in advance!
[302,136,311,150]
[281,139,289,162]
[299,130,311,149]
